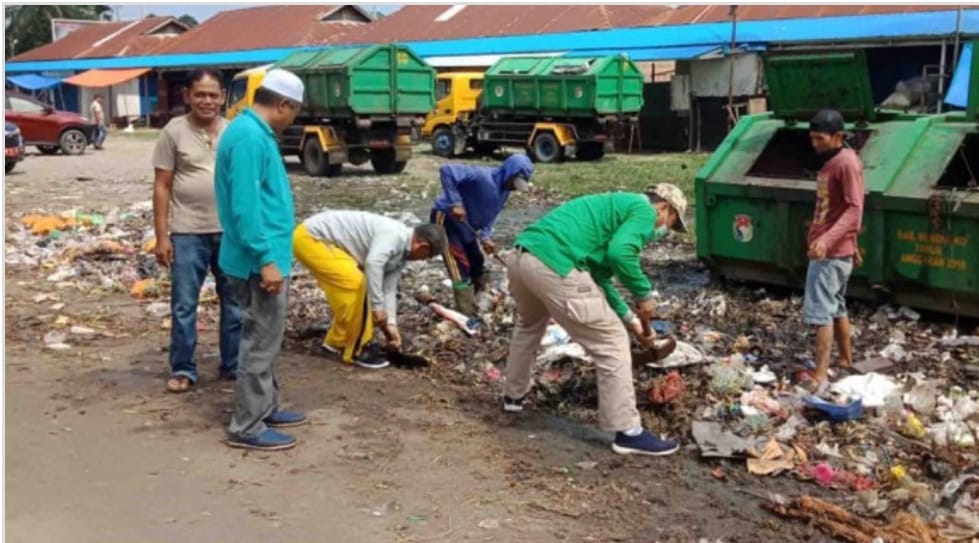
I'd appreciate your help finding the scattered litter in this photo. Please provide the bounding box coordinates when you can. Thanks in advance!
[830,373,900,408]
[647,371,685,405]
[746,439,798,476]
[853,357,896,374]
[644,341,708,369]
[478,519,500,530]
[752,365,777,385]
[691,421,765,458]
[145,302,171,318]
[765,495,945,543]
[803,395,863,423]
[43,330,70,351]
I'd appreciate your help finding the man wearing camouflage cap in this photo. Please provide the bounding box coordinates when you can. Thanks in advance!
[500,185,687,457]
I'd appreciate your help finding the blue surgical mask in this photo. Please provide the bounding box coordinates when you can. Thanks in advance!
[654,225,669,239]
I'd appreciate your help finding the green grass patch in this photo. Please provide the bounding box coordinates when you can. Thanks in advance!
[530,152,708,204]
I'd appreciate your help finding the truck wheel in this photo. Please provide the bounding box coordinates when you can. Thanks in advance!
[302,138,331,177]
[38,145,59,155]
[371,149,407,174]
[530,132,563,163]
[348,148,369,166]
[5,161,15,174]
[577,142,605,161]
[432,127,455,157]
[59,129,87,156]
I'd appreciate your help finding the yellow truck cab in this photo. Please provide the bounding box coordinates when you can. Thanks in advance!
[422,72,484,155]
[226,64,272,120]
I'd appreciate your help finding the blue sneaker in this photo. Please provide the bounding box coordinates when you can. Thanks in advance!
[612,430,679,456]
[226,429,297,451]
[264,410,307,428]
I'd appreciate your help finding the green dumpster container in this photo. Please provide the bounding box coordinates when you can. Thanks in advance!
[695,45,979,317]
[274,44,435,118]
[482,55,643,118]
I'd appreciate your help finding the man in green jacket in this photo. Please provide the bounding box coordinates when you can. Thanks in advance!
[502,185,688,456]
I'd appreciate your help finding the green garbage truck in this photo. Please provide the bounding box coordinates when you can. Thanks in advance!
[695,44,979,317]
[430,55,644,163]
[227,44,436,176]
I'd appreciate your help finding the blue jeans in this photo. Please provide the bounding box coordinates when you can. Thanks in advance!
[169,233,242,382]
[92,124,106,147]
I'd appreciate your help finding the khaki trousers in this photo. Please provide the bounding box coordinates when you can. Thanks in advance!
[503,250,641,432]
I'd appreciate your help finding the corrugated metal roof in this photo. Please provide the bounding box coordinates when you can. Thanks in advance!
[8,17,186,61]
[6,8,979,74]
[648,4,963,26]
[158,5,369,54]
[339,5,673,43]
[404,8,979,58]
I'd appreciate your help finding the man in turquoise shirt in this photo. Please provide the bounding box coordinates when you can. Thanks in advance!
[215,69,307,451]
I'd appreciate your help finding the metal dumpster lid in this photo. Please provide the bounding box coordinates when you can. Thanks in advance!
[764,51,876,123]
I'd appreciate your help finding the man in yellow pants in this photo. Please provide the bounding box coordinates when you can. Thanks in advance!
[293,210,447,369]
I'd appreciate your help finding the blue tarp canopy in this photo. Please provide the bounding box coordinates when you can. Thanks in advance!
[945,42,973,109]
[565,44,721,61]
[5,73,62,90]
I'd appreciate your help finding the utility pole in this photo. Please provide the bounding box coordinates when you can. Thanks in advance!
[728,5,738,131]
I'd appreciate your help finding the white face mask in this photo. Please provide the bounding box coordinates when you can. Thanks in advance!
[654,224,670,239]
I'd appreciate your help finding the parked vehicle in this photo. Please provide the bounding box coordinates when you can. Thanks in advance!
[227,44,436,177]
[4,92,95,155]
[425,55,644,163]
[5,122,24,173]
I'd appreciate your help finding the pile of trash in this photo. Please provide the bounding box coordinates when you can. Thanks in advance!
[8,203,167,298]
[10,204,979,540]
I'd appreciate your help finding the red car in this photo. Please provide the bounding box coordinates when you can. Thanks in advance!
[5,92,96,155]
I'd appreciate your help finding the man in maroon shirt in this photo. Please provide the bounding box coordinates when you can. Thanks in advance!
[802,109,865,394]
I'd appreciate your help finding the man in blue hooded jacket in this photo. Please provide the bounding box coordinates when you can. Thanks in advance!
[431,154,534,315]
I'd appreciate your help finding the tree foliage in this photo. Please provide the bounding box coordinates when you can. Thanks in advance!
[176,14,198,28]
[5,4,112,57]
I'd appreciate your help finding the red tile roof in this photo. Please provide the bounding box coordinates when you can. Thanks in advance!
[338,5,673,44]
[646,4,963,26]
[159,5,370,54]
[9,17,186,61]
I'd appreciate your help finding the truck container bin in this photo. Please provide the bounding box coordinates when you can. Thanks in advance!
[695,44,979,317]
[482,55,643,118]
[273,44,435,119]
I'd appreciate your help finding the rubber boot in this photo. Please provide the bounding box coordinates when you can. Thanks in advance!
[453,284,477,316]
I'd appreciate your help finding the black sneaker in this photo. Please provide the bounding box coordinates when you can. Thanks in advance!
[612,430,679,456]
[354,345,390,370]
[502,395,526,413]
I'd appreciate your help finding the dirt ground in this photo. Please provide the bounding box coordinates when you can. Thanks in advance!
[6,135,830,542]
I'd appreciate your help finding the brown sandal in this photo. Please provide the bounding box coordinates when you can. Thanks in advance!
[166,376,193,393]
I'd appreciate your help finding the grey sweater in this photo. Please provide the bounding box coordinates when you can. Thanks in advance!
[303,210,412,324]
